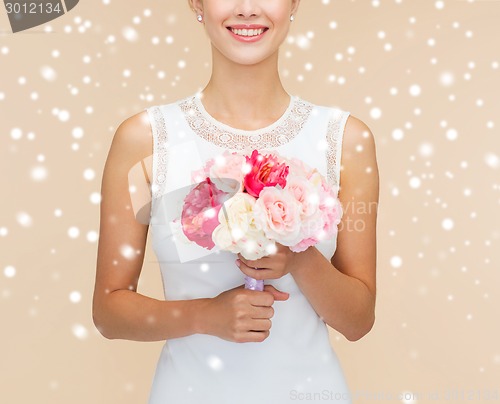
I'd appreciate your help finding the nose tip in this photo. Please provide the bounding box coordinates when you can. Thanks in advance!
[238,13,257,18]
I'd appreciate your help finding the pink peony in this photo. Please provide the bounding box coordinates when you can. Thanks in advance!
[181,177,228,250]
[243,149,289,198]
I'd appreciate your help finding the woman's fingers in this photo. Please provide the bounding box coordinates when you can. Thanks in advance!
[263,285,290,301]
[236,256,269,269]
[238,330,270,343]
[236,259,275,280]
[251,305,274,319]
[247,318,272,332]
[208,285,284,343]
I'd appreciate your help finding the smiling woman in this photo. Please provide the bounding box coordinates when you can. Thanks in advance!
[92,1,378,403]
[227,25,269,42]
[190,0,299,68]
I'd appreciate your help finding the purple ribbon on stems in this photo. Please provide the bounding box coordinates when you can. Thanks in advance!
[244,269,264,291]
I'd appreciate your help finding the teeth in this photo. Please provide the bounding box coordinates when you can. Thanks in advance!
[230,28,265,37]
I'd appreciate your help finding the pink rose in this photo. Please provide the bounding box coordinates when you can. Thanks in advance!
[191,159,215,184]
[191,168,206,184]
[181,177,228,250]
[209,151,246,193]
[319,186,343,240]
[285,156,310,177]
[253,187,302,246]
[287,209,323,251]
[288,172,343,252]
[284,174,320,218]
[243,150,289,198]
[289,237,318,253]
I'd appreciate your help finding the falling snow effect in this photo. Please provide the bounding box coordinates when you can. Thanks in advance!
[4,265,16,278]
[16,212,33,227]
[72,324,89,340]
[69,291,82,303]
[390,256,403,269]
[68,227,80,239]
[120,244,136,260]
[206,355,224,371]
[0,0,499,402]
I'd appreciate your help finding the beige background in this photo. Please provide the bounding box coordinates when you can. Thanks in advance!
[1,1,499,403]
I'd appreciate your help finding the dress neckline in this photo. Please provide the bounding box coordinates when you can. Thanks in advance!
[192,91,296,136]
[178,92,314,151]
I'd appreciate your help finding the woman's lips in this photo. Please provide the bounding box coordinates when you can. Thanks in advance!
[227,27,269,43]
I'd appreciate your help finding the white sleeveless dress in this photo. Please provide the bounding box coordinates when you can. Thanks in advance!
[144,92,352,404]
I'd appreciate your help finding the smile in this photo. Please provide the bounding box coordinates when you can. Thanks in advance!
[226,26,269,42]
[229,27,266,37]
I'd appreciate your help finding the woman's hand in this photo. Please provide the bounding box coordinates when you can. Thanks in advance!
[200,284,289,343]
[235,243,301,281]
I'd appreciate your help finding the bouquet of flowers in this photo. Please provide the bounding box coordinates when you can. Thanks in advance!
[180,149,343,291]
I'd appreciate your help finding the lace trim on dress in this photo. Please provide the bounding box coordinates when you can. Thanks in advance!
[178,95,314,151]
[147,106,169,203]
[326,109,350,191]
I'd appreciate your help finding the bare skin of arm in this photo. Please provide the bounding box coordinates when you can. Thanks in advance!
[92,112,288,342]
[289,116,378,341]
[236,115,379,341]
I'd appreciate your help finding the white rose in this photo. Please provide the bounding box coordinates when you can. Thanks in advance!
[237,228,276,260]
[211,223,237,252]
[212,192,273,259]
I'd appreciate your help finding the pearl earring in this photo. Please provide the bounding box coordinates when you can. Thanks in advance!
[197,14,203,22]
[290,15,294,22]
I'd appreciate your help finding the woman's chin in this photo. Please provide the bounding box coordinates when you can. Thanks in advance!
[218,51,279,67]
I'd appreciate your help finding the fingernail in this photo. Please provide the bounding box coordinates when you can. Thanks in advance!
[235,259,240,266]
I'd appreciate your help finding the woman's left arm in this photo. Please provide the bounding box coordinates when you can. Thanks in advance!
[237,115,379,342]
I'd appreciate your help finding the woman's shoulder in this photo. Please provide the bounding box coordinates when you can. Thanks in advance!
[335,109,377,186]
[302,96,372,140]
[113,94,194,155]
[112,110,154,161]
[339,109,375,151]
[300,97,367,142]
[107,94,194,180]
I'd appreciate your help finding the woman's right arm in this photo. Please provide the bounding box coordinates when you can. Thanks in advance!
[92,111,209,341]
[92,111,288,343]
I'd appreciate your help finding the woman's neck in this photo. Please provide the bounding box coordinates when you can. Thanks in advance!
[199,48,291,129]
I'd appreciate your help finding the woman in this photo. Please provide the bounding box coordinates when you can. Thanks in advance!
[92,0,379,403]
